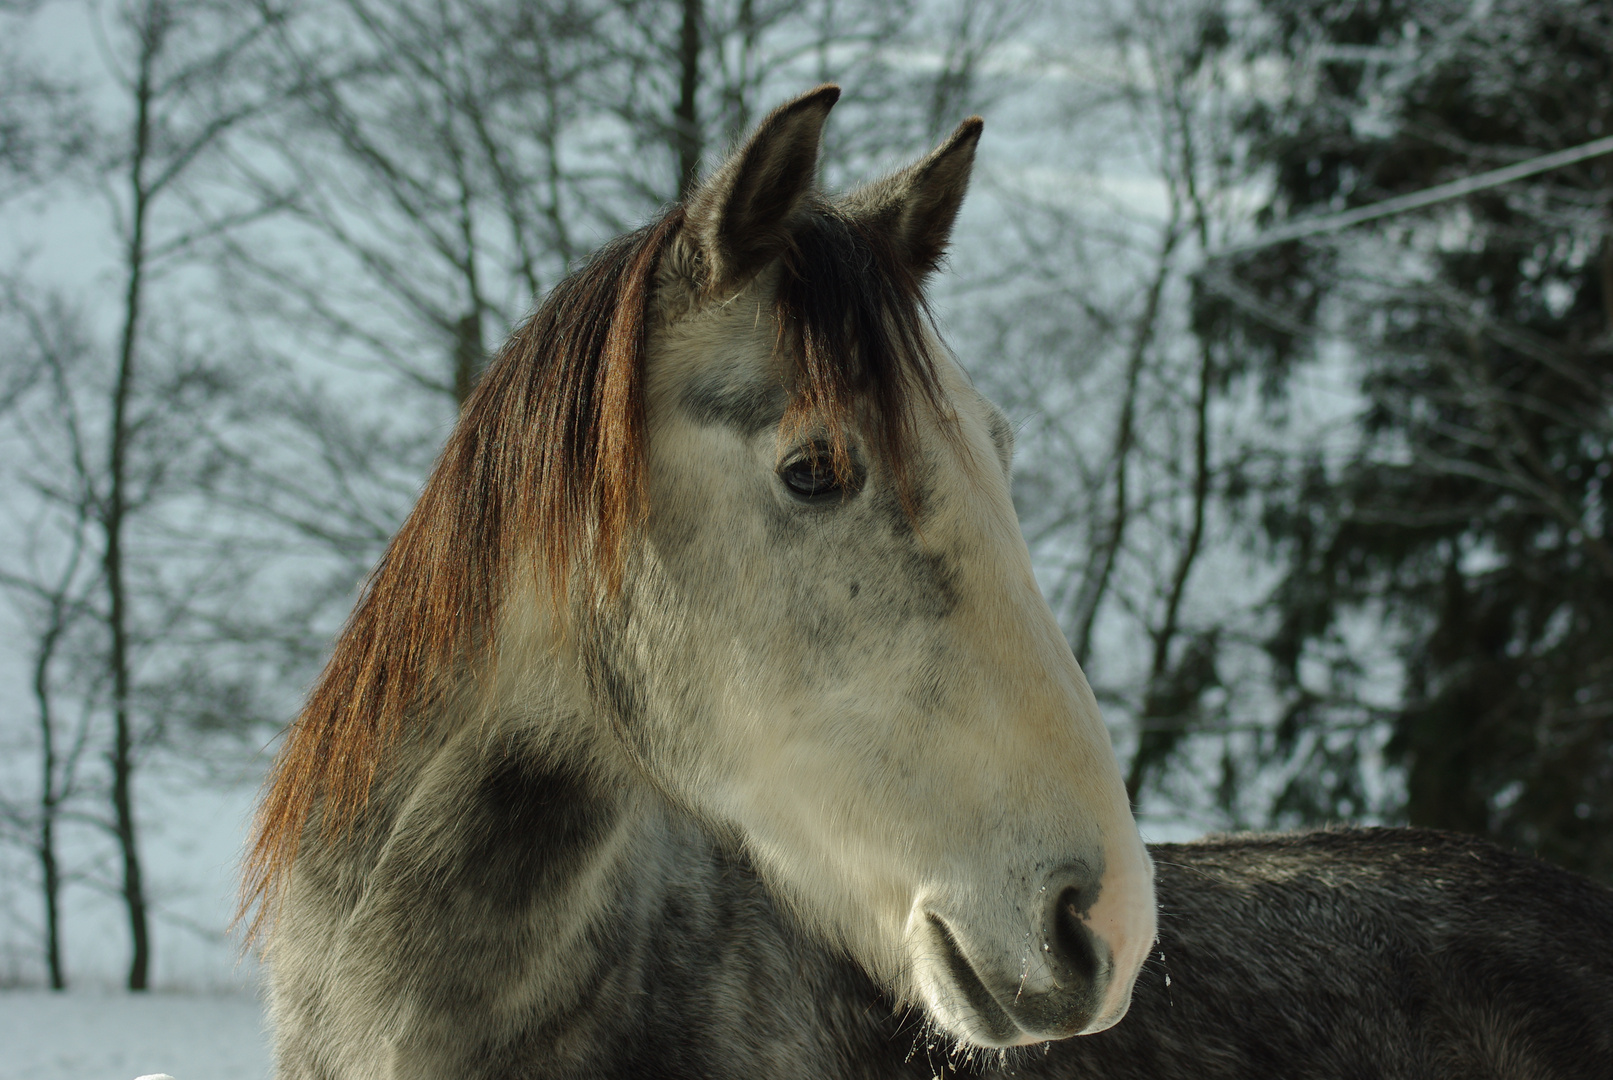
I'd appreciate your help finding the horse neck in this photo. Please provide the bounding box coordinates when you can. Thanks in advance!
[276,655,906,1077]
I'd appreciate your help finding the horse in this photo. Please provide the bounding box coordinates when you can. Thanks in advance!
[243,87,1613,1079]
[243,83,1155,1077]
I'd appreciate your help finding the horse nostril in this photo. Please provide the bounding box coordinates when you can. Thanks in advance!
[1046,883,1103,990]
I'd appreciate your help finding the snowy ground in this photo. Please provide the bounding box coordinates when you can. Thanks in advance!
[0,989,270,1080]
[0,770,273,1079]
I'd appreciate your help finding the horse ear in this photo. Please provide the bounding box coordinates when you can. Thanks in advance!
[682,84,840,293]
[846,116,983,275]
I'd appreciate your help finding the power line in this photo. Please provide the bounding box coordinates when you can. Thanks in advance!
[1209,134,1613,259]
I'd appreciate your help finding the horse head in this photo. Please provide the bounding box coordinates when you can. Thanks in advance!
[568,85,1157,1047]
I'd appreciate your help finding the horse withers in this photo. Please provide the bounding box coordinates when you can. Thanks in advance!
[245,85,1155,1077]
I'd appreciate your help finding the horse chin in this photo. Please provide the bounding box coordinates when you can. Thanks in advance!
[911,962,1072,1050]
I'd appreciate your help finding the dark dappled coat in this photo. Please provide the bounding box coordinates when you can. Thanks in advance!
[1058,829,1613,1080]
[634,827,1613,1080]
[271,821,1612,1079]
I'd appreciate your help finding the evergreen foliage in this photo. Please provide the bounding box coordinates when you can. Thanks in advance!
[1231,0,1613,878]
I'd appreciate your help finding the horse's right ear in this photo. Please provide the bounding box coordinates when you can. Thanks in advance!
[679,84,840,295]
[844,116,982,276]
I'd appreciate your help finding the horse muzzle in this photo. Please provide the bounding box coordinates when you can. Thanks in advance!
[908,863,1149,1047]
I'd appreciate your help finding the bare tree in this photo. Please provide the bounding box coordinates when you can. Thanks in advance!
[0,0,287,990]
[228,0,982,415]
[202,0,1030,621]
[966,0,1291,828]
[0,285,103,990]
[102,0,288,991]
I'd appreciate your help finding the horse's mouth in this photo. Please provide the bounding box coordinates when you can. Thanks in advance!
[923,913,1029,1046]
[917,902,1115,1048]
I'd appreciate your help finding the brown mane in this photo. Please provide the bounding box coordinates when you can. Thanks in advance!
[240,201,948,940]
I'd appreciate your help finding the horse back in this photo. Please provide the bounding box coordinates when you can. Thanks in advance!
[1044,828,1613,1080]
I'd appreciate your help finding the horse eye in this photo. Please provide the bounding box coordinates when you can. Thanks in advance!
[780,452,854,502]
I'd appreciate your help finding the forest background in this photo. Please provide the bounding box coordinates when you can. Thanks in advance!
[1,0,1609,992]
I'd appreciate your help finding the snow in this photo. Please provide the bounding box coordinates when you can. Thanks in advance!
[0,990,270,1080]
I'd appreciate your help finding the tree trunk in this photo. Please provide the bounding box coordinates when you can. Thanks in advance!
[1601,226,1613,340]
[453,311,485,406]
[107,13,157,993]
[675,0,703,199]
[1069,221,1181,665]
[36,615,67,990]
[1127,338,1214,805]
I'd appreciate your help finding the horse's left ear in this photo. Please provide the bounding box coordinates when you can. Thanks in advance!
[846,117,983,275]
[680,84,840,295]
